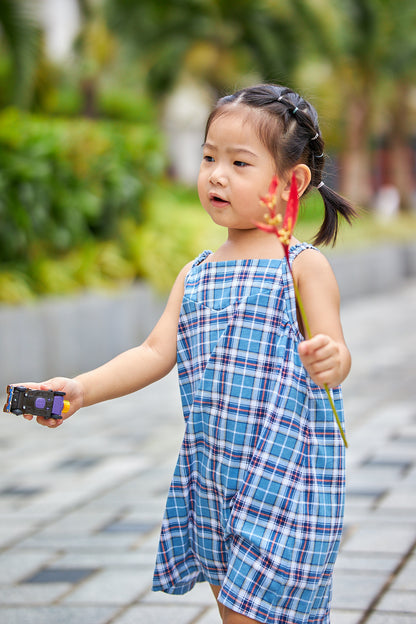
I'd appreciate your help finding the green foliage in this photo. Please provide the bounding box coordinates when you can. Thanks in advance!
[0,108,165,265]
[103,0,303,95]
[97,89,159,123]
[0,108,166,303]
[0,0,41,108]
[121,185,224,292]
[1,168,415,304]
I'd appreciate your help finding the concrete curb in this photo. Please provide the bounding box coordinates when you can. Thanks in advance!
[329,241,416,300]
[0,283,165,390]
[1,242,415,389]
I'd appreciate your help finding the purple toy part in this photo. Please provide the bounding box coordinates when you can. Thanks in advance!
[52,395,64,415]
[35,397,46,409]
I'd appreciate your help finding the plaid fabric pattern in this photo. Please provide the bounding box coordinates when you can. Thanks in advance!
[152,244,345,623]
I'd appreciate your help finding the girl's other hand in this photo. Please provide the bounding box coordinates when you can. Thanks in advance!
[15,378,84,428]
[298,334,344,389]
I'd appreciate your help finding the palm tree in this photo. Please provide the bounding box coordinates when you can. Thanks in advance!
[376,1,416,211]
[299,0,416,209]
[73,0,118,117]
[0,0,41,108]
[103,0,306,97]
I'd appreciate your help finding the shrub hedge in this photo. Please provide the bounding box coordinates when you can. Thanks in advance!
[0,108,165,265]
[0,108,168,302]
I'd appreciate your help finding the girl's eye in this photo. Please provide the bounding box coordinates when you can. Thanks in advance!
[234,160,248,167]
[203,155,214,163]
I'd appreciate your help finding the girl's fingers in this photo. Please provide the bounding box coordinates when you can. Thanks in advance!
[299,335,335,363]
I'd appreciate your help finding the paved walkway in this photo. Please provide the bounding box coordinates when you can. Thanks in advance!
[0,280,415,624]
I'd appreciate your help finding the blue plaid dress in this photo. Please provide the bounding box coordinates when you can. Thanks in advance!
[153,244,345,623]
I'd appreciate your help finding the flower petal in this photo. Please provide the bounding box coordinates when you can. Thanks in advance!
[268,175,279,196]
[283,173,299,234]
[254,221,278,234]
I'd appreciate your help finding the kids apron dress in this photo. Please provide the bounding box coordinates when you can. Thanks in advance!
[152,244,346,624]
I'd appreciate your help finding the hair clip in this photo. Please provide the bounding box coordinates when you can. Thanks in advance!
[316,152,324,158]
[311,132,319,141]
[317,181,325,189]
[292,107,299,114]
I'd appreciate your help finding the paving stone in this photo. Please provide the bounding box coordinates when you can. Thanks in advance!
[133,531,162,552]
[331,611,364,624]
[361,458,413,473]
[194,606,221,623]
[55,550,157,569]
[112,604,202,624]
[0,549,57,584]
[0,583,71,604]
[0,520,37,548]
[22,567,97,584]
[376,590,416,613]
[32,511,117,536]
[142,581,214,606]
[332,571,387,611]
[100,521,156,535]
[345,488,387,507]
[378,490,416,511]
[366,614,416,624]
[0,485,46,498]
[370,508,416,525]
[0,606,118,624]
[334,552,401,575]
[19,532,142,551]
[391,556,416,591]
[341,524,416,555]
[63,568,152,605]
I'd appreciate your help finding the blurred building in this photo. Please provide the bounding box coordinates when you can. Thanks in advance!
[33,0,81,60]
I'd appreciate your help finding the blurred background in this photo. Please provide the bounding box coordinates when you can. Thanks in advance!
[0,0,415,383]
[0,0,416,385]
[1,5,415,622]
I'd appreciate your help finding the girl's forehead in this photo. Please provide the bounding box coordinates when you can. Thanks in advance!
[206,106,265,143]
[208,105,257,130]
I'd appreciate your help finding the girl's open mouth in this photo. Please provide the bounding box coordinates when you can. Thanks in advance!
[209,194,229,207]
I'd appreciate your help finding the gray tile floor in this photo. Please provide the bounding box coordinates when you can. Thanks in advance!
[0,279,415,624]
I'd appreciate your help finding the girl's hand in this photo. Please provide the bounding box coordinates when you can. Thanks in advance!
[298,334,345,389]
[17,377,84,428]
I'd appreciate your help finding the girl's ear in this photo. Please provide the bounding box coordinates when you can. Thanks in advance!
[281,164,311,200]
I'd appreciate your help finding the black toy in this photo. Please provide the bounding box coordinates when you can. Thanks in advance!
[3,385,70,420]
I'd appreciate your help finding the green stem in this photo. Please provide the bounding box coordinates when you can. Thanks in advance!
[324,383,349,448]
[289,262,348,448]
[292,277,312,339]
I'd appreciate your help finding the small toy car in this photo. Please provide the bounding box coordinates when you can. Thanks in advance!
[3,385,70,420]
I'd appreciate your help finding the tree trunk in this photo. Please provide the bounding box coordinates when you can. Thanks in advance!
[338,93,373,208]
[386,83,416,212]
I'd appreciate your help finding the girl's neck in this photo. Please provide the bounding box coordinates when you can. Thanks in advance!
[210,228,299,262]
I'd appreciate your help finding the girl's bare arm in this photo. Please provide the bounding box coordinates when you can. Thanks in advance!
[293,249,351,388]
[23,262,192,426]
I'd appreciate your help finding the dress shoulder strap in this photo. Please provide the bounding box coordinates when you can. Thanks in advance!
[288,242,317,264]
[192,250,212,267]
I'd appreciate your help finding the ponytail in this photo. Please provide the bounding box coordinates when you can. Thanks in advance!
[312,183,357,247]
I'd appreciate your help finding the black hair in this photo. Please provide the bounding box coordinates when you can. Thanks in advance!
[204,84,357,246]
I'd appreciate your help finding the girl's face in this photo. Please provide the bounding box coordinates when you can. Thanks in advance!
[198,108,280,233]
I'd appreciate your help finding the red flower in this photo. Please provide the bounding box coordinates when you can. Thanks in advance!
[256,173,299,262]
[256,173,348,448]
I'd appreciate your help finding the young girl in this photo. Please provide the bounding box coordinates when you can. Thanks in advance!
[22,84,355,624]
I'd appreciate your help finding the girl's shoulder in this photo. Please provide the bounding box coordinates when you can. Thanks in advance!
[288,242,317,264]
[292,243,339,290]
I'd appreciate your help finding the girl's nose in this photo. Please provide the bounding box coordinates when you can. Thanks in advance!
[209,166,226,186]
